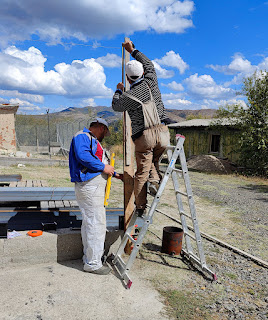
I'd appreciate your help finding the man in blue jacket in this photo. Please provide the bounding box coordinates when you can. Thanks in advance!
[69,118,121,275]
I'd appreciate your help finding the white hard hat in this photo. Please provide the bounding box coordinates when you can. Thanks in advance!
[126,60,144,81]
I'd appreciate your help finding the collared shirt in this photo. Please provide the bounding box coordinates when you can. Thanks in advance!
[130,76,144,88]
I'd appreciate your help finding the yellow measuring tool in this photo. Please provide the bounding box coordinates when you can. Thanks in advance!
[104,152,115,206]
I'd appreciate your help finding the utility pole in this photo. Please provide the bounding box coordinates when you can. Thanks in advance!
[35,126,39,153]
[122,37,135,253]
[46,109,51,158]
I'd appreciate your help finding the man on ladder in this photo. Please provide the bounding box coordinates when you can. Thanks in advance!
[112,39,171,217]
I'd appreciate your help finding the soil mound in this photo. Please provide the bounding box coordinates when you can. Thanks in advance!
[187,155,234,174]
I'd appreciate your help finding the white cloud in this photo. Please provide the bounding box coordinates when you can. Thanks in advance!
[198,98,247,110]
[165,98,192,109]
[0,0,194,46]
[184,73,235,100]
[207,53,254,75]
[258,57,268,70]
[0,46,63,94]
[54,59,113,97]
[81,98,97,107]
[207,53,268,86]
[95,54,121,68]
[0,46,113,99]
[148,1,194,33]
[162,92,184,99]
[161,92,191,109]
[0,90,44,103]
[162,81,184,91]
[155,50,189,74]
[9,98,41,111]
[152,61,174,79]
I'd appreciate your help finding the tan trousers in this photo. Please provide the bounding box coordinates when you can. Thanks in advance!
[134,125,170,210]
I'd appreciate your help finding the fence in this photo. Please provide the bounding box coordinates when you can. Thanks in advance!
[56,119,92,152]
[15,119,93,154]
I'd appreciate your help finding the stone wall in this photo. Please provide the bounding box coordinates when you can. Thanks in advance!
[0,104,19,153]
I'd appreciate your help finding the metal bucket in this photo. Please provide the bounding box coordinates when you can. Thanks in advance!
[161,226,184,255]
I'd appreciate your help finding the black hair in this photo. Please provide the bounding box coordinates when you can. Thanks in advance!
[90,121,104,128]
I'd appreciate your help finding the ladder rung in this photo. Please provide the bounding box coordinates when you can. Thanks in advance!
[166,145,175,150]
[180,211,192,219]
[173,168,182,173]
[184,231,196,241]
[175,190,188,197]
[182,250,201,265]
[113,255,126,271]
[126,233,136,243]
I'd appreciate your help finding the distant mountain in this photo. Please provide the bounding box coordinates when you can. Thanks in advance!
[56,106,217,123]
[55,106,122,123]
[165,108,217,122]
[16,106,218,126]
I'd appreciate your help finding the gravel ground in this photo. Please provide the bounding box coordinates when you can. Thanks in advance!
[189,172,268,260]
[144,170,268,320]
[190,172,268,224]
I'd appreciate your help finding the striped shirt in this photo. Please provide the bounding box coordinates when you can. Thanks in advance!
[112,50,167,140]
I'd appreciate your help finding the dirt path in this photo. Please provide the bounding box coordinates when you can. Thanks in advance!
[1,164,267,319]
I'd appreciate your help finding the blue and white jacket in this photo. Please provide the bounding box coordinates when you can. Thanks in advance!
[69,127,105,183]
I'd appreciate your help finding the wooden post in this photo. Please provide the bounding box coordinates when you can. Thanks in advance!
[123,37,135,253]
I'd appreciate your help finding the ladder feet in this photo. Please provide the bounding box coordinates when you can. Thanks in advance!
[127,280,133,289]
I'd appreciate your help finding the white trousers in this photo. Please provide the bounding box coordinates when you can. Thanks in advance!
[75,174,107,271]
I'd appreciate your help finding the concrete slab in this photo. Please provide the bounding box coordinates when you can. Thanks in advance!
[0,259,168,320]
[0,228,123,269]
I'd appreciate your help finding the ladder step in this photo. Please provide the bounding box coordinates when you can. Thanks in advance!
[166,145,175,150]
[113,255,126,273]
[126,233,136,243]
[184,231,196,241]
[161,167,182,173]
[180,211,192,219]
[175,190,188,197]
[182,250,201,265]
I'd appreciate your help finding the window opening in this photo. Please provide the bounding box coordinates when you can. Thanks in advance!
[211,134,220,152]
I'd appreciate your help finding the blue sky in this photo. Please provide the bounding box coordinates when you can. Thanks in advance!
[0,0,267,114]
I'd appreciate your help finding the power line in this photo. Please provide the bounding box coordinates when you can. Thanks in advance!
[149,0,178,31]
[29,39,120,49]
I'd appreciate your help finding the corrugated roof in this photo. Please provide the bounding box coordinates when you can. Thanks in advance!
[168,118,237,128]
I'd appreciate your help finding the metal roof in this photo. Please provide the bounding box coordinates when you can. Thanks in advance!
[168,118,236,128]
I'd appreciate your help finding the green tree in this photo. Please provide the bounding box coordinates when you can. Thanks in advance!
[102,119,124,148]
[216,71,268,176]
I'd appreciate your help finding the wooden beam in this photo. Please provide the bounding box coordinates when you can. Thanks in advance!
[123,37,135,253]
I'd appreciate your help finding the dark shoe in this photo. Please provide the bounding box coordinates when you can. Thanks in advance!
[135,208,146,217]
[149,181,159,196]
[83,265,111,275]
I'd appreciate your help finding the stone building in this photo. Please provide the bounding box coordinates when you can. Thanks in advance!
[0,104,19,153]
[169,118,241,163]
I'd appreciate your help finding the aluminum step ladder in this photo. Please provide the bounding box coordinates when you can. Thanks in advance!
[111,134,216,289]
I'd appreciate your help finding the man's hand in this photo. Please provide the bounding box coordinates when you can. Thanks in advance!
[117,82,124,91]
[103,164,114,176]
[114,173,123,181]
[122,40,134,54]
